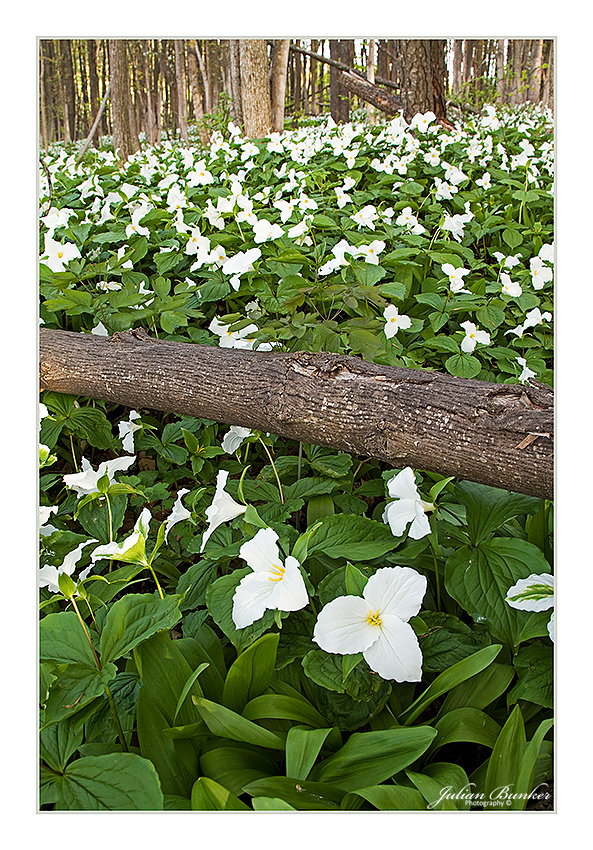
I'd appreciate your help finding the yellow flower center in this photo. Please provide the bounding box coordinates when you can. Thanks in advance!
[269,564,285,582]
[367,609,382,627]
[57,251,63,258]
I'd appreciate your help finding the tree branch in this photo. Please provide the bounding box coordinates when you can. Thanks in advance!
[39,329,553,499]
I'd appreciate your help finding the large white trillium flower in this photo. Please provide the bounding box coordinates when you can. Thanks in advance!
[383,467,434,540]
[313,566,427,682]
[63,455,136,496]
[232,528,308,628]
[91,507,152,565]
[460,320,490,353]
[506,573,554,641]
[200,470,247,553]
[221,425,253,455]
[39,539,98,593]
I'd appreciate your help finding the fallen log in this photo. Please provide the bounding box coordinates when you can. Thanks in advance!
[338,70,402,116]
[39,328,553,500]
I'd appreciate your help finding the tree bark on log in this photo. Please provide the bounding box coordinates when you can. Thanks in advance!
[39,329,553,499]
[339,71,402,116]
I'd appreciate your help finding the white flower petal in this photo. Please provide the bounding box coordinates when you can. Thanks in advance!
[265,555,308,612]
[363,566,427,622]
[383,499,417,537]
[313,595,380,655]
[408,502,432,539]
[363,615,423,682]
[239,527,282,574]
[232,572,274,628]
[506,573,554,612]
[386,468,420,501]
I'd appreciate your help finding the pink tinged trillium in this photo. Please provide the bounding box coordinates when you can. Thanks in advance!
[313,566,427,682]
[382,467,434,540]
[91,507,152,566]
[164,489,191,541]
[63,455,136,497]
[232,528,308,629]
[505,573,554,642]
[383,305,412,339]
[460,321,490,353]
[39,538,99,594]
[200,470,247,553]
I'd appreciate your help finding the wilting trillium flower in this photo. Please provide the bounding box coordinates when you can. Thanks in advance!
[232,527,308,628]
[200,470,247,552]
[222,425,253,455]
[506,573,554,641]
[39,538,98,593]
[313,566,427,682]
[383,467,434,540]
[164,489,191,541]
[383,305,412,338]
[118,410,142,453]
[91,508,152,565]
[63,455,136,496]
[460,321,490,353]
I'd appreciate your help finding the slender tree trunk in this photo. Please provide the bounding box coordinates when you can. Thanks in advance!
[270,38,290,132]
[496,38,506,102]
[39,329,554,500]
[108,39,138,161]
[60,40,76,141]
[452,39,463,95]
[39,46,49,149]
[395,39,448,123]
[528,38,544,103]
[239,39,272,139]
[366,38,376,124]
[310,39,318,115]
[174,39,189,143]
[228,39,243,126]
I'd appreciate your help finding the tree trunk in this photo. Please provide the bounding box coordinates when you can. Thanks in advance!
[528,38,544,103]
[174,39,189,143]
[39,46,49,149]
[228,39,243,126]
[108,39,138,161]
[366,38,376,124]
[270,38,290,132]
[452,39,463,95]
[39,329,553,500]
[238,39,272,139]
[395,39,447,123]
[60,40,76,141]
[329,39,349,123]
[496,38,506,102]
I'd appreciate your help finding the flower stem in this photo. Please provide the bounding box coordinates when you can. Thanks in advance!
[259,437,284,504]
[147,563,164,599]
[69,433,77,472]
[70,596,102,669]
[105,683,129,752]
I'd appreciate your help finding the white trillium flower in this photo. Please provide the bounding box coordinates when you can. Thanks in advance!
[529,256,553,290]
[501,273,522,297]
[222,247,261,277]
[506,573,554,642]
[164,489,191,541]
[42,236,81,272]
[39,538,98,593]
[118,410,142,453]
[441,263,470,293]
[313,566,427,682]
[383,305,412,338]
[357,240,385,265]
[222,425,253,455]
[91,507,152,564]
[253,219,284,243]
[200,470,247,552]
[382,467,434,540]
[39,504,59,537]
[516,356,537,384]
[460,321,490,353]
[396,206,425,234]
[232,527,308,628]
[63,455,136,496]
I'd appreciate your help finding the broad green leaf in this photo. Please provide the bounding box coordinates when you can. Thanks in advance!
[222,633,279,713]
[252,796,297,810]
[407,762,472,810]
[424,708,501,759]
[439,661,515,715]
[190,777,250,811]
[285,727,334,781]
[175,561,218,611]
[348,784,426,810]
[39,715,84,773]
[444,353,482,378]
[508,643,553,708]
[242,776,345,810]
[310,727,436,791]
[199,745,279,797]
[345,563,368,596]
[193,697,285,750]
[445,538,550,646]
[502,228,523,249]
[173,663,208,722]
[306,514,398,561]
[99,593,182,664]
[242,693,327,728]
[42,662,117,727]
[136,689,198,799]
[400,644,502,725]
[484,704,527,800]
[455,480,542,546]
[39,611,98,668]
[55,753,163,810]
[419,611,490,672]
